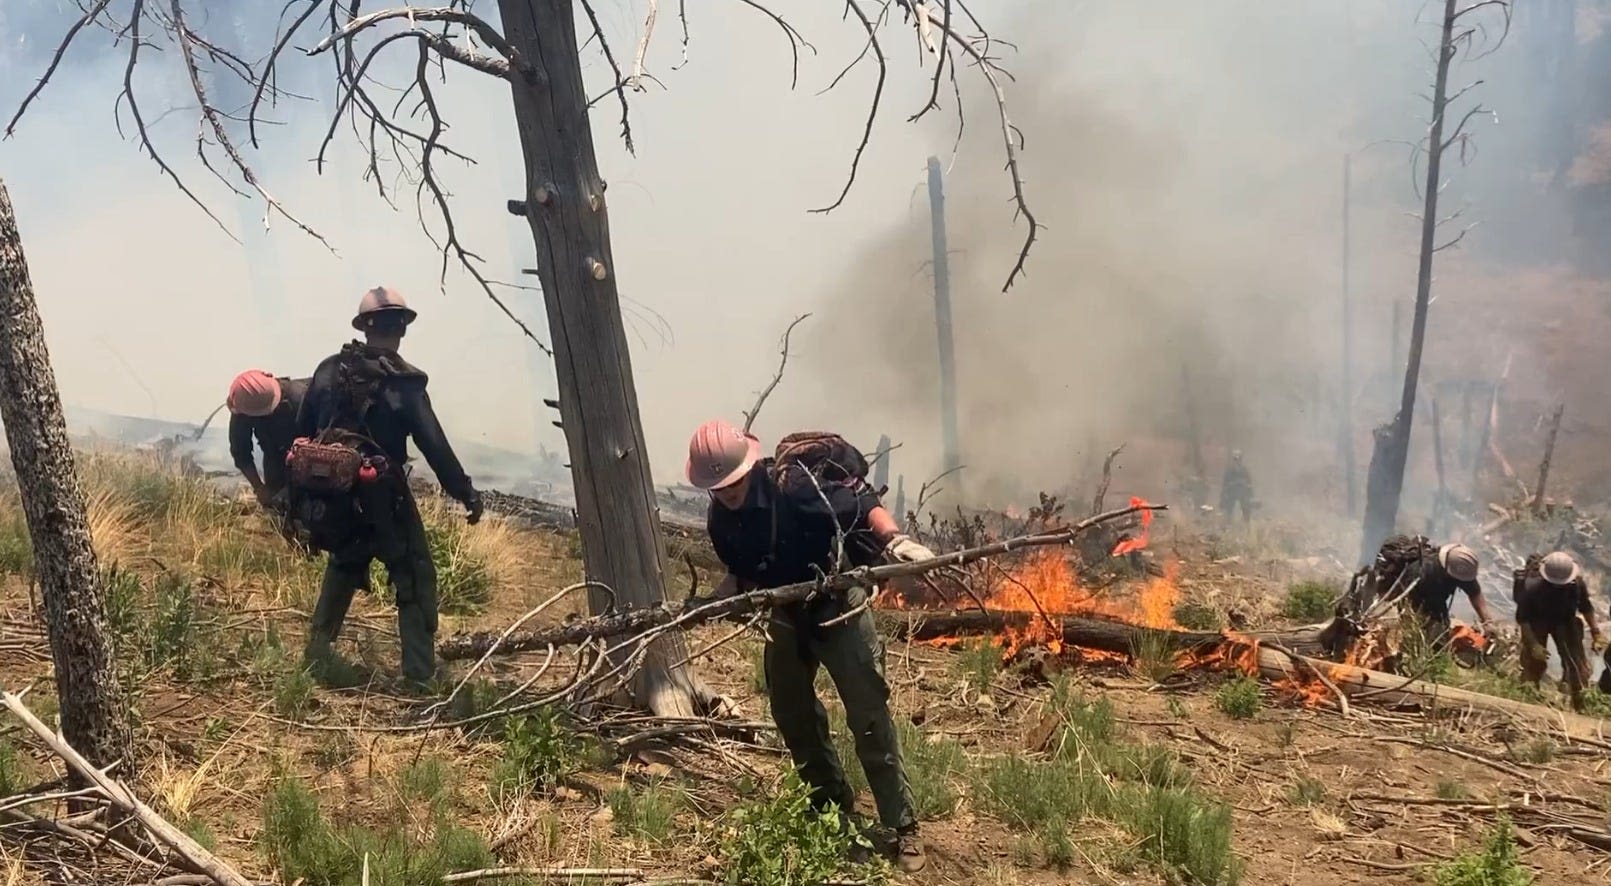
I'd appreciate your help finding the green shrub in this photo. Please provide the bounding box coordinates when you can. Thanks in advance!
[608,780,681,844]
[425,520,494,616]
[1129,629,1179,684]
[1433,818,1534,886]
[0,737,31,796]
[492,707,587,795]
[1173,601,1223,631]
[1287,776,1326,806]
[1517,739,1555,765]
[0,505,33,575]
[716,772,875,886]
[1122,784,1241,885]
[274,668,316,719]
[1215,677,1262,720]
[1435,780,1470,801]
[260,775,495,885]
[101,565,143,639]
[1282,582,1339,623]
[952,640,1002,693]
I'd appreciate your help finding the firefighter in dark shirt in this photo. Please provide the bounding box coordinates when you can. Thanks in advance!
[295,287,482,686]
[689,419,933,874]
[1516,551,1602,710]
[226,370,308,506]
[1219,450,1254,522]
[1402,541,1496,643]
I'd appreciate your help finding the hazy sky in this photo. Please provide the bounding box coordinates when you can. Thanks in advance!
[0,0,1594,503]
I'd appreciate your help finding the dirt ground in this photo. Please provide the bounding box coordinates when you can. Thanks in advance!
[2,488,1610,885]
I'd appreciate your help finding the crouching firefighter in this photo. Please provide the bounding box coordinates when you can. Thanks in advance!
[689,420,933,873]
[292,287,483,686]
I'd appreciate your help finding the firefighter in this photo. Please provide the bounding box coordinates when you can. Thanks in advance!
[1401,540,1496,644]
[1219,449,1254,522]
[1516,551,1602,711]
[226,369,308,508]
[294,287,483,687]
[690,419,931,873]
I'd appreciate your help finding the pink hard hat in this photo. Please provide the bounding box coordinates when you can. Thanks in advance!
[352,286,418,331]
[686,420,761,490]
[227,370,281,417]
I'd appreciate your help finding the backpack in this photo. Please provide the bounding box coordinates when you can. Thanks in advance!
[771,432,875,494]
[284,345,394,550]
[766,432,883,572]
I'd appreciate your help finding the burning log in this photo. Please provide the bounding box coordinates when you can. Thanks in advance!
[1252,644,1611,744]
[876,610,1331,658]
[439,503,1164,662]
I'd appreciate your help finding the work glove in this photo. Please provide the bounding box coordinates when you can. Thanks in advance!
[884,534,936,564]
[254,486,275,508]
[1593,630,1606,653]
[464,490,484,525]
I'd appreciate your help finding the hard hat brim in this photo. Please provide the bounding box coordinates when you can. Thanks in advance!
[352,306,418,331]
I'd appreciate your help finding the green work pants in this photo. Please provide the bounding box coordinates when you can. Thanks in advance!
[763,585,916,831]
[305,478,439,684]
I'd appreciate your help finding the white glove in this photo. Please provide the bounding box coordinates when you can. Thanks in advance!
[885,534,936,563]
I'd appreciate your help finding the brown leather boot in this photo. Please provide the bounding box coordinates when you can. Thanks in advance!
[895,827,926,874]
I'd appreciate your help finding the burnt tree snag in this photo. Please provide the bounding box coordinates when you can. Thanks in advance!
[499,0,704,716]
[0,180,133,770]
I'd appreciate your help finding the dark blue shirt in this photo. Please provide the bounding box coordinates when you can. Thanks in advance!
[707,459,884,590]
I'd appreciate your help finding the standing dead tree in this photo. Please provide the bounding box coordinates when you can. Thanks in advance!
[0,180,133,773]
[9,1,1038,717]
[1360,0,1511,564]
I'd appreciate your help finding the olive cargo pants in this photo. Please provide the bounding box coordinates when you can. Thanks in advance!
[305,477,439,684]
[1520,617,1590,705]
[763,585,916,831]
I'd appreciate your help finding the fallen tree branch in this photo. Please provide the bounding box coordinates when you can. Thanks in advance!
[439,502,1165,660]
[0,690,253,886]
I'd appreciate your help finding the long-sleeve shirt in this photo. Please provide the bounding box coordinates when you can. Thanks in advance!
[228,377,308,493]
[296,343,475,504]
[1515,573,1595,626]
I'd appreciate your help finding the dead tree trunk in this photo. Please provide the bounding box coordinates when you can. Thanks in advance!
[1341,154,1357,517]
[1429,397,1447,534]
[927,157,962,490]
[1361,0,1460,560]
[0,180,132,770]
[1533,402,1565,514]
[498,0,705,717]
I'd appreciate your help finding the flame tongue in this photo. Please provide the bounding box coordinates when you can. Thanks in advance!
[975,548,1182,659]
[1110,496,1154,556]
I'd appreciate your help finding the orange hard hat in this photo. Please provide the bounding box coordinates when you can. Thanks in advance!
[686,420,761,490]
[352,286,418,331]
[227,370,281,417]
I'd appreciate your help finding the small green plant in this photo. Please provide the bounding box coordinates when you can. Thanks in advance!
[1166,696,1190,719]
[147,573,203,675]
[1173,601,1223,631]
[0,737,31,796]
[1432,817,1534,886]
[100,565,143,639]
[260,774,495,884]
[1436,780,1470,801]
[273,668,316,719]
[1276,719,1298,748]
[1282,581,1339,623]
[400,758,451,809]
[1037,816,1076,869]
[201,717,231,744]
[1215,676,1262,720]
[607,780,681,844]
[1287,776,1326,806]
[1123,783,1241,885]
[492,707,587,795]
[0,504,33,575]
[1129,629,1179,684]
[1517,739,1555,765]
[952,640,1002,693]
[425,520,495,616]
[716,772,874,886]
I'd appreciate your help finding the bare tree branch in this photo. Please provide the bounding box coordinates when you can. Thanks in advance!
[909,0,951,122]
[578,0,636,153]
[742,313,812,433]
[733,0,817,89]
[312,6,520,64]
[629,0,661,90]
[4,0,115,139]
[172,0,334,249]
[811,1,886,214]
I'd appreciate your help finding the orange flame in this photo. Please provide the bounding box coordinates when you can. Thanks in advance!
[1110,497,1154,556]
[975,549,1182,659]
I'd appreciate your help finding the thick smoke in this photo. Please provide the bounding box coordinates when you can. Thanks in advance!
[1,0,1608,514]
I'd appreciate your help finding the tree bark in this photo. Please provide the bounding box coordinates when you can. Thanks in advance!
[927,157,962,492]
[1532,402,1564,514]
[0,179,133,770]
[1362,0,1459,561]
[496,0,704,717]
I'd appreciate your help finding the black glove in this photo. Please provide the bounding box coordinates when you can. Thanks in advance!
[464,490,484,525]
